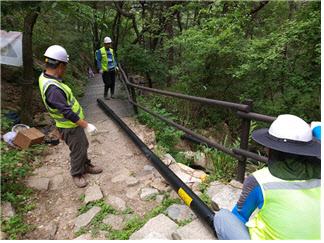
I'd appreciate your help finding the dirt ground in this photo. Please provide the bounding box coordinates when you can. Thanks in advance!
[22,116,164,240]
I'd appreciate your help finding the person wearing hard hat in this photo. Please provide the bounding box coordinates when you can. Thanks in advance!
[96,37,119,100]
[213,114,321,240]
[39,45,103,188]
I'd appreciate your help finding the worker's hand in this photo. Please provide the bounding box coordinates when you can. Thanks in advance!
[116,67,120,73]
[85,123,99,136]
[99,70,104,75]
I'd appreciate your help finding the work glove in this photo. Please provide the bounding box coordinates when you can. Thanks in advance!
[85,123,99,136]
[99,70,104,75]
[116,67,120,73]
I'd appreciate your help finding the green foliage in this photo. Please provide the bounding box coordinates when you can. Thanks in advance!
[1,143,46,239]
[118,44,167,83]
[1,143,46,193]
[199,193,212,209]
[1,110,14,132]
[1,215,35,240]
[195,136,237,182]
[135,96,184,156]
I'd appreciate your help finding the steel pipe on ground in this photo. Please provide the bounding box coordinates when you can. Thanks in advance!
[97,99,217,237]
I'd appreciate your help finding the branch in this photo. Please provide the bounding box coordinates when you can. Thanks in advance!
[250,0,271,16]
[114,2,141,44]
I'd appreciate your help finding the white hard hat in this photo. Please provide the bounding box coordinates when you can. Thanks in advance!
[251,114,321,156]
[268,114,312,142]
[104,37,112,43]
[44,45,69,63]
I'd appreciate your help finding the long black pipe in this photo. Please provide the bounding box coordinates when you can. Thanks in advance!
[97,99,217,237]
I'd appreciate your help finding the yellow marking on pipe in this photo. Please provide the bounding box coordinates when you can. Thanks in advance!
[178,188,193,207]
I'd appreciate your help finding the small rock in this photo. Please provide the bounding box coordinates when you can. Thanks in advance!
[140,187,159,200]
[74,206,101,232]
[162,153,176,166]
[129,214,177,240]
[84,185,103,204]
[26,178,50,190]
[136,170,154,181]
[0,231,8,240]
[144,165,156,172]
[106,195,127,211]
[125,178,139,187]
[164,204,196,223]
[49,175,64,190]
[103,214,126,230]
[1,201,15,221]
[40,222,58,240]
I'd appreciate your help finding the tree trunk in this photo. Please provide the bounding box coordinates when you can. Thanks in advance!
[91,2,100,68]
[114,2,141,45]
[20,7,40,126]
[112,10,121,55]
[166,2,174,87]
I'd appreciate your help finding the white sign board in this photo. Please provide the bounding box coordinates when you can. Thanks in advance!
[0,30,23,67]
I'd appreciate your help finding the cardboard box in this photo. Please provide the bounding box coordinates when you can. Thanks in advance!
[13,128,45,148]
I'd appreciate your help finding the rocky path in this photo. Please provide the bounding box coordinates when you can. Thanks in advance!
[14,75,243,240]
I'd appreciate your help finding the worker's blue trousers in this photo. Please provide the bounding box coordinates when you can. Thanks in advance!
[213,209,251,240]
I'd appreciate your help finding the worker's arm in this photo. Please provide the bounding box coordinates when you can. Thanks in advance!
[75,118,88,128]
[231,174,264,223]
[46,85,98,135]
[46,85,80,123]
[96,50,102,70]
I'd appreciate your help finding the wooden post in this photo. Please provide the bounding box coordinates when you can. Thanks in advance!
[129,76,138,115]
[236,99,253,183]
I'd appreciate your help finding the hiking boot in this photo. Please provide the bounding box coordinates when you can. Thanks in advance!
[72,174,87,188]
[111,94,115,99]
[84,163,103,174]
[104,96,110,100]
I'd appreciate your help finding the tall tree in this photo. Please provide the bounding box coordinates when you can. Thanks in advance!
[20,4,41,125]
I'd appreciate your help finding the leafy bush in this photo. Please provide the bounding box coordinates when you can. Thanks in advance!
[118,44,167,84]
[1,143,47,239]
[135,96,184,156]
[1,110,14,132]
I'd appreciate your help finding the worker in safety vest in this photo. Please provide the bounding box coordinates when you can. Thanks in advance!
[213,114,321,240]
[96,37,119,100]
[39,45,103,188]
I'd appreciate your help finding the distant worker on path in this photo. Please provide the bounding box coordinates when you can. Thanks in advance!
[39,45,103,188]
[96,37,119,100]
[213,114,321,240]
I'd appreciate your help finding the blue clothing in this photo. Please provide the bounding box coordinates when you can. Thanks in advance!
[232,174,264,223]
[312,126,321,140]
[96,48,117,71]
[43,71,80,123]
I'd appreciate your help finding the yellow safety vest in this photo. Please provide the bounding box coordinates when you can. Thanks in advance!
[246,167,321,240]
[96,47,116,72]
[38,73,84,128]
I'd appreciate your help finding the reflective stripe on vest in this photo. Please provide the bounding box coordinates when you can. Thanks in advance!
[99,47,116,72]
[246,167,321,240]
[39,73,84,128]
